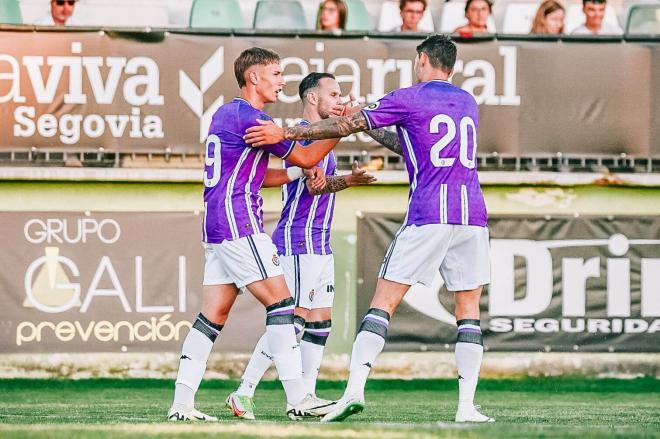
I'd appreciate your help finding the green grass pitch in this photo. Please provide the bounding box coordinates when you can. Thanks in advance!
[0,377,658,438]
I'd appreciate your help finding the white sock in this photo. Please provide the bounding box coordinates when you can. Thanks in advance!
[455,319,484,409]
[173,314,222,411]
[301,341,324,395]
[237,333,273,398]
[173,383,195,412]
[266,298,306,405]
[344,308,389,400]
[300,320,331,395]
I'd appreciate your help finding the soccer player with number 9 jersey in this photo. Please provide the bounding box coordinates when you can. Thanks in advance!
[168,47,346,423]
[244,35,493,424]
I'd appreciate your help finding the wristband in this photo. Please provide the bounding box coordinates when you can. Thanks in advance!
[286,167,304,181]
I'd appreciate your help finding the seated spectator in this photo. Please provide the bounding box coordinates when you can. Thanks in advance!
[454,0,492,35]
[34,0,80,26]
[531,0,565,34]
[571,0,622,35]
[317,0,347,31]
[396,0,427,32]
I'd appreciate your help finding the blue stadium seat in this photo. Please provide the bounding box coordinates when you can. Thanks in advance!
[345,0,372,31]
[254,0,307,30]
[626,4,660,35]
[0,0,22,24]
[189,0,246,29]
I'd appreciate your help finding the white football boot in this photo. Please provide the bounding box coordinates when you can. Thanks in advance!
[167,406,218,422]
[286,394,338,420]
[455,404,495,423]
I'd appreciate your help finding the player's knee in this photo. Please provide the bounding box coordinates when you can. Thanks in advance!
[199,306,230,325]
[301,319,332,346]
[265,297,295,326]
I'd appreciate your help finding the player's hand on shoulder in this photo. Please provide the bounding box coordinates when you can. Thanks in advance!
[244,119,285,147]
[346,161,377,186]
[304,167,326,191]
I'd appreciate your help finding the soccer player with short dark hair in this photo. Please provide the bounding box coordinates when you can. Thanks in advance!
[167,47,346,422]
[244,35,494,423]
[225,72,377,420]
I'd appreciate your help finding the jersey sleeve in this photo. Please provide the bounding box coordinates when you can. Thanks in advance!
[361,88,414,130]
[249,113,295,159]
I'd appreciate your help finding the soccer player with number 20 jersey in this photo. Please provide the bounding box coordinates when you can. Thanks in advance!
[244,35,494,424]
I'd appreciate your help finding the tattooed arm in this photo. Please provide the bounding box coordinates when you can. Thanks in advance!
[366,128,403,156]
[244,111,370,147]
[284,111,370,141]
[306,161,376,196]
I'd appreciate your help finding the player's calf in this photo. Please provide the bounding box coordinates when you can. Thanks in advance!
[300,319,331,395]
[168,313,223,420]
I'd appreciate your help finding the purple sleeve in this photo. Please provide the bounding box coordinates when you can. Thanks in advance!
[251,113,295,159]
[361,88,413,130]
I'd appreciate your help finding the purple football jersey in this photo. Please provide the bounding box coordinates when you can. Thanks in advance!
[272,120,337,256]
[203,97,295,243]
[362,80,487,227]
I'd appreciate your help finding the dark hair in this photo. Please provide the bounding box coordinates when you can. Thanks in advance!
[416,34,457,73]
[233,47,280,88]
[465,0,493,13]
[582,0,605,5]
[299,72,336,101]
[399,0,427,11]
[316,0,347,30]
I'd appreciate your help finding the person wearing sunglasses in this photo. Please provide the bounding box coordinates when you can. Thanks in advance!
[34,0,80,26]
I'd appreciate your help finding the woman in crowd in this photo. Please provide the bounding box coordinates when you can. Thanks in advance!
[454,0,493,35]
[317,0,347,31]
[531,0,565,34]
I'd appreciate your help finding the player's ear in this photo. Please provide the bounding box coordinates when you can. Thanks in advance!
[307,91,318,105]
[419,52,429,68]
[249,70,258,85]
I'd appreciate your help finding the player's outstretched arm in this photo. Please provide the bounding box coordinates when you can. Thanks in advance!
[262,167,325,189]
[244,112,370,146]
[306,161,376,196]
[366,128,403,156]
[286,111,369,141]
[285,138,341,169]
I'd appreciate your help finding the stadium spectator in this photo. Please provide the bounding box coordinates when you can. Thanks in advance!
[316,0,347,31]
[571,0,622,35]
[395,0,427,32]
[531,0,565,34]
[34,0,80,26]
[454,0,492,36]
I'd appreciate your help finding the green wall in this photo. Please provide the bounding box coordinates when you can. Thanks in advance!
[3,181,660,353]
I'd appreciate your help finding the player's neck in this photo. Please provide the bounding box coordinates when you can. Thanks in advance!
[420,71,450,83]
[302,108,321,123]
[239,88,267,110]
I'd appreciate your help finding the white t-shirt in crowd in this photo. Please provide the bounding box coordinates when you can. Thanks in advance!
[571,22,623,35]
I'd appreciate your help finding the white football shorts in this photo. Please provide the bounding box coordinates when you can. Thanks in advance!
[280,254,335,309]
[203,233,284,289]
[379,224,490,291]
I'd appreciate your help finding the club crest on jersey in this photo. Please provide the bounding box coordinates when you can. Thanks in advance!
[272,254,280,266]
[308,289,315,302]
[364,102,380,111]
